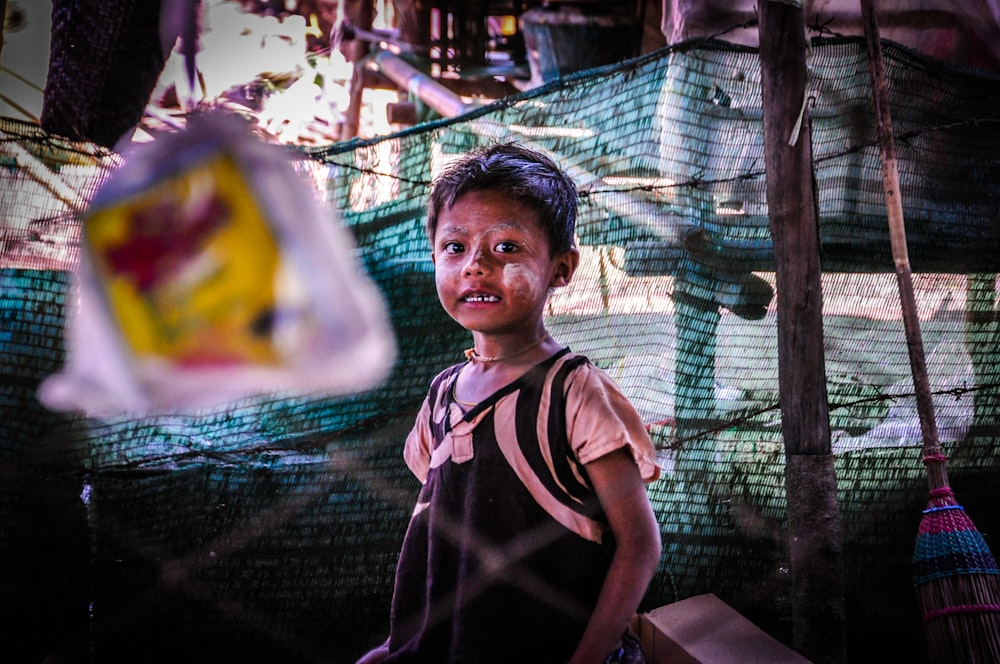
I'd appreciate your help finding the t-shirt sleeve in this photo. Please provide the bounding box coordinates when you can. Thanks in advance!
[564,361,661,483]
[403,395,433,483]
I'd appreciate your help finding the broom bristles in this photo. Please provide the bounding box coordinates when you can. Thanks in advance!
[914,486,1000,664]
[917,574,1000,664]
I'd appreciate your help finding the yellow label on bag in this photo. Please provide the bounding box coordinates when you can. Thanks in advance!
[84,153,282,366]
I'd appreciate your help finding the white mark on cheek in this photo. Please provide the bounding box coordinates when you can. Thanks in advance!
[503,263,542,301]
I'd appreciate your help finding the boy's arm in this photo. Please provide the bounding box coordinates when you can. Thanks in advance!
[568,447,662,664]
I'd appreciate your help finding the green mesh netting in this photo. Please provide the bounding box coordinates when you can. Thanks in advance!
[2,37,999,663]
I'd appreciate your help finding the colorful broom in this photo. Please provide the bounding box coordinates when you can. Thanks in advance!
[913,483,1000,663]
[859,1,1000,662]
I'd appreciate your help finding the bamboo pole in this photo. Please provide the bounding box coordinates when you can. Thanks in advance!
[858,0,944,486]
[758,2,846,662]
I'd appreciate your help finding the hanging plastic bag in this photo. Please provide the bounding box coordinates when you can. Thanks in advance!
[39,111,395,415]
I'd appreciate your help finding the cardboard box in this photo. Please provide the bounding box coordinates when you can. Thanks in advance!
[631,593,813,664]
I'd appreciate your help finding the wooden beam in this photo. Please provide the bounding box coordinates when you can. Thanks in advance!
[758,2,846,662]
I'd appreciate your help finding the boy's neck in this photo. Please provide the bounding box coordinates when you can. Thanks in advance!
[464,332,550,364]
[454,334,562,404]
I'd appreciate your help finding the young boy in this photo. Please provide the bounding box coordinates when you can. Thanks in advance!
[357,143,662,663]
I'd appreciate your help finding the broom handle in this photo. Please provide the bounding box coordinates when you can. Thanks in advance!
[860,0,947,490]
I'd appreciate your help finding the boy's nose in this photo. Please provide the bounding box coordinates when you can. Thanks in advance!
[463,250,488,275]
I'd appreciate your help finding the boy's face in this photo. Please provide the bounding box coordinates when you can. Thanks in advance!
[431,189,578,337]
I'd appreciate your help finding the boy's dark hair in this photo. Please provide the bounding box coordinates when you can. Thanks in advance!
[426,142,578,254]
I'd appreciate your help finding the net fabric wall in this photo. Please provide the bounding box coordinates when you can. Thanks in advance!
[2,37,999,663]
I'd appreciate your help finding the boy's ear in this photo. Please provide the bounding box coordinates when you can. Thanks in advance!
[550,247,580,288]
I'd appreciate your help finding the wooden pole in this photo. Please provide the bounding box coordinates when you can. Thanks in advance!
[758,2,846,662]
[0,0,8,65]
[339,0,375,141]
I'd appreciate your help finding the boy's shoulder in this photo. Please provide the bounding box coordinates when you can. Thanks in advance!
[421,348,613,394]
[426,361,465,390]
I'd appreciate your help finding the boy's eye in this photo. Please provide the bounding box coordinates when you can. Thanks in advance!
[443,242,464,254]
[495,241,518,253]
